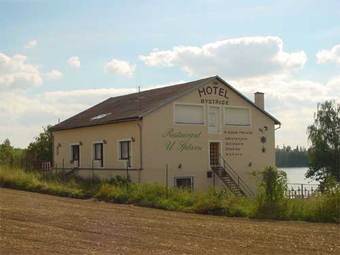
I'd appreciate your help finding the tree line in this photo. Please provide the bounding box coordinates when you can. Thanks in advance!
[275,145,309,168]
[0,126,53,168]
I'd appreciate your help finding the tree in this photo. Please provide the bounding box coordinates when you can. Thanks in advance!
[0,139,14,165]
[26,125,53,162]
[306,101,340,183]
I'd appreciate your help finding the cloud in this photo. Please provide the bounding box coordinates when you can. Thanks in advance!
[0,52,43,90]
[104,58,135,77]
[67,56,80,68]
[316,44,340,65]
[232,75,339,146]
[24,40,37,49]
[44,69,63,81]
[140,36,307,79]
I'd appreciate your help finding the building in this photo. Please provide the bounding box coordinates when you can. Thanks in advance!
[51,76,280,196]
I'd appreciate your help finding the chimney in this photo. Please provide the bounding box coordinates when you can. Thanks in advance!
[254,92,264,110]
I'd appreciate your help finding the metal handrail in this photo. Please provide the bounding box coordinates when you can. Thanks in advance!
[216,154,255,197]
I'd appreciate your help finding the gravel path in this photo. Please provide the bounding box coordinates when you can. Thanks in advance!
[0,188,339,255]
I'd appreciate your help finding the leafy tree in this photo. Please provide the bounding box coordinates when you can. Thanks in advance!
[275,145,308,167]
[26,125,53,162]
[306,101,340,183]
[255,166,288,219]
[0,139,14,165]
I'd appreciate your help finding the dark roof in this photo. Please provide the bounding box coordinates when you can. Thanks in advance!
[51,76,280,131]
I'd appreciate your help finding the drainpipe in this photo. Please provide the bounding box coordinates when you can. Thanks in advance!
[137,119,143,183]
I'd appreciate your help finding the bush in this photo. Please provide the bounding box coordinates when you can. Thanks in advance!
[253,166,288,219]
[1,165,339,223]
[0,165,85,198]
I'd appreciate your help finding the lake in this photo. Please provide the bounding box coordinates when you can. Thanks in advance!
[280,167,319,185]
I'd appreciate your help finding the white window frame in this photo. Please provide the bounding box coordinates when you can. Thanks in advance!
[223,106,252,127]
[92,141,104,168]
[174,176,194,191]
[69,143,80,166]
[173,103,205,125]
[117,138,133,168]
[208,105,222,134]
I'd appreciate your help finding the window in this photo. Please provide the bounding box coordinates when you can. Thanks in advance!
[71,145,79,162]
[174,104,204,124]
[224,107,250,126]
[119,141,130,160]
[175,177,193,190]
[94,143,103,160]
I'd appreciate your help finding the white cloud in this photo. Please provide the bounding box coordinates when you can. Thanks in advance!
[140,36,307,79]
[44,69,63,80]
[67,56,80,69]
[24,40,37,49]
[104,58,135,77]
[316,44,340,65]
[0,52,43,90]
[232,75,339,146]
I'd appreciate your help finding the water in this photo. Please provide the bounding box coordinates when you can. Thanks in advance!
[280,167,319,185]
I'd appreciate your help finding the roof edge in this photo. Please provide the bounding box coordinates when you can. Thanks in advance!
[51,116,141,132]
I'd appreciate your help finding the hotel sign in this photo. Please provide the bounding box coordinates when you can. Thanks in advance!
[198,85,229,105]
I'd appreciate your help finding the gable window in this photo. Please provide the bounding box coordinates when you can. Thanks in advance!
[174,104,204,124]
[224,107,250,126]
[93,142,103,167]
[175,177,193,190]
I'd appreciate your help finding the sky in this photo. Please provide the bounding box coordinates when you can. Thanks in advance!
[0,0,339,148]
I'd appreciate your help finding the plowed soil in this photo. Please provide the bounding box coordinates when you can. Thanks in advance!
[0,188,339,255]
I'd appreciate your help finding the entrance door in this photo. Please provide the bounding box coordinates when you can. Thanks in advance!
[209,142,220,167]
[208,106,220,133]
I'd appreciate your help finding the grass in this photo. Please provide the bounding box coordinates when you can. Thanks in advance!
[0,165,339,223]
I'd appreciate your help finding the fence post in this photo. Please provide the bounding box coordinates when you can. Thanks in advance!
[301,184,304,199]
[91,160,94,186]
[126,159,129,192]
[213,171,215,190]
[165,164,169,198]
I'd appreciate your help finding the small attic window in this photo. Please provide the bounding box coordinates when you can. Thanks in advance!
[90,113,112,121]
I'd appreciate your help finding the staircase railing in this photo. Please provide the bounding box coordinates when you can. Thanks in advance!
[213,154,255,197]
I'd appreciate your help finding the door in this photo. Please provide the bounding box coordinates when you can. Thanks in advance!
[208,106,220,133]
[209,142,220,167]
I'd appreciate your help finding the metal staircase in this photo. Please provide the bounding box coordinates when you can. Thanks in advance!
[211,154,255,197]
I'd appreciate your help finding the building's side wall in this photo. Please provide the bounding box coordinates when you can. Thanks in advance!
[142,80,276,192]
[53,121,141,182]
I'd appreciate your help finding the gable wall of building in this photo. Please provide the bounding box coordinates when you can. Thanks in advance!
[142,79,276,192]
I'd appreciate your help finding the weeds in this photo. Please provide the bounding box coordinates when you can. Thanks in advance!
[0,165,339,223]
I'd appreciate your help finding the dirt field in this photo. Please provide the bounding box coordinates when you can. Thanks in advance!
[0,188,339,255]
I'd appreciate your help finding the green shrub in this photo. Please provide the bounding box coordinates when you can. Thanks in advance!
[0,165,85,198]
[95,183,129,203]
[253,166,288,219]
[1,165,339,223]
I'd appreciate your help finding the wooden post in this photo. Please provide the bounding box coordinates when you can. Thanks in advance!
[91,160,94,186]
[126,159,129,192]
[165,164,169,198]
[213,172,216,190]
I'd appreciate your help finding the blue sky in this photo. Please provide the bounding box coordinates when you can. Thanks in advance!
[0,0,339,148]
